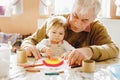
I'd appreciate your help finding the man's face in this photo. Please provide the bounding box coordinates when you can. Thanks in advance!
[68,5,95,32]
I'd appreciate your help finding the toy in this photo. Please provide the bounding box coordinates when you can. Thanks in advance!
[43,57,64,67]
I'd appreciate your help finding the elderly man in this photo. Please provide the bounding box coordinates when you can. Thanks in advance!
[21,0,119,66]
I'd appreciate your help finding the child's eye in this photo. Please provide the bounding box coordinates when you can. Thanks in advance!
[59,33,63,35]
[52,32,56,33]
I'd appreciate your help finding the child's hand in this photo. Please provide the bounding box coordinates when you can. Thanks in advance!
[45,47,54,57]
[61,51,71,60]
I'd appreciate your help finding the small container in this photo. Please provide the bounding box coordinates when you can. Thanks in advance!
[82,60,95,73]
[17,49,27,63]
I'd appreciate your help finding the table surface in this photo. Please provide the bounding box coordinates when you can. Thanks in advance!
[1,53,120,80]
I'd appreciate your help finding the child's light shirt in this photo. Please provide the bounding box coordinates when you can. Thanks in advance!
[36,39,75,56]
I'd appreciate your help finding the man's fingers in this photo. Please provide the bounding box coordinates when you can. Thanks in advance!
[68,53,78,66]
[31,47,41,60]
[25,48,33,56]
[77,57,82,65]
[32,50,41,60]
[75,53,86,65]
[24,46,42,60]
[68,50,84,66]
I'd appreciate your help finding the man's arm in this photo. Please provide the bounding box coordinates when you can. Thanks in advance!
[21,21,47,59]
[89,21,119,61]
[21,22,47,49]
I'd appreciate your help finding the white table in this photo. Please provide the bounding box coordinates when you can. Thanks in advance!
[1,53,120,80]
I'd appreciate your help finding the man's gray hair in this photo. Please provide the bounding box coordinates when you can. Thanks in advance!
[73,0,101,17]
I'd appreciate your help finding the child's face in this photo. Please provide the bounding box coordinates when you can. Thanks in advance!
[48,26,65,43]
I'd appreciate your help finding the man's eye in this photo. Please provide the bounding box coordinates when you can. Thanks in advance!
[72,13,78,19]
[82,19,89,23]
[72,13,75,17]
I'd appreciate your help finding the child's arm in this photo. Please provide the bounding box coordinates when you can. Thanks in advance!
[36,39,47,51]
[62,40,75,51]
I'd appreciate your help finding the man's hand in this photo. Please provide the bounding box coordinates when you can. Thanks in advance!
[24,46,42,60]
[68,47,93,66]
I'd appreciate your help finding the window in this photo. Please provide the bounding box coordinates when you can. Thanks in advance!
[39,0,51,15]
[0,0,11,17]
[54,0,74,14]
[39,0,74,17]
[0,0,23,17]
[39,0,111,18]
[11,0,23,15]
[98,0,111,18]
[114,0,120,17]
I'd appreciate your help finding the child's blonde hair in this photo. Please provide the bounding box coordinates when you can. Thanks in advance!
[46,16,67,35]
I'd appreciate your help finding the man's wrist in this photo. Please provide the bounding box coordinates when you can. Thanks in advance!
[82,47,93,60]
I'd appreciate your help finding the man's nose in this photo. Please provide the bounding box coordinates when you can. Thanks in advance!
[74,22,83,28]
